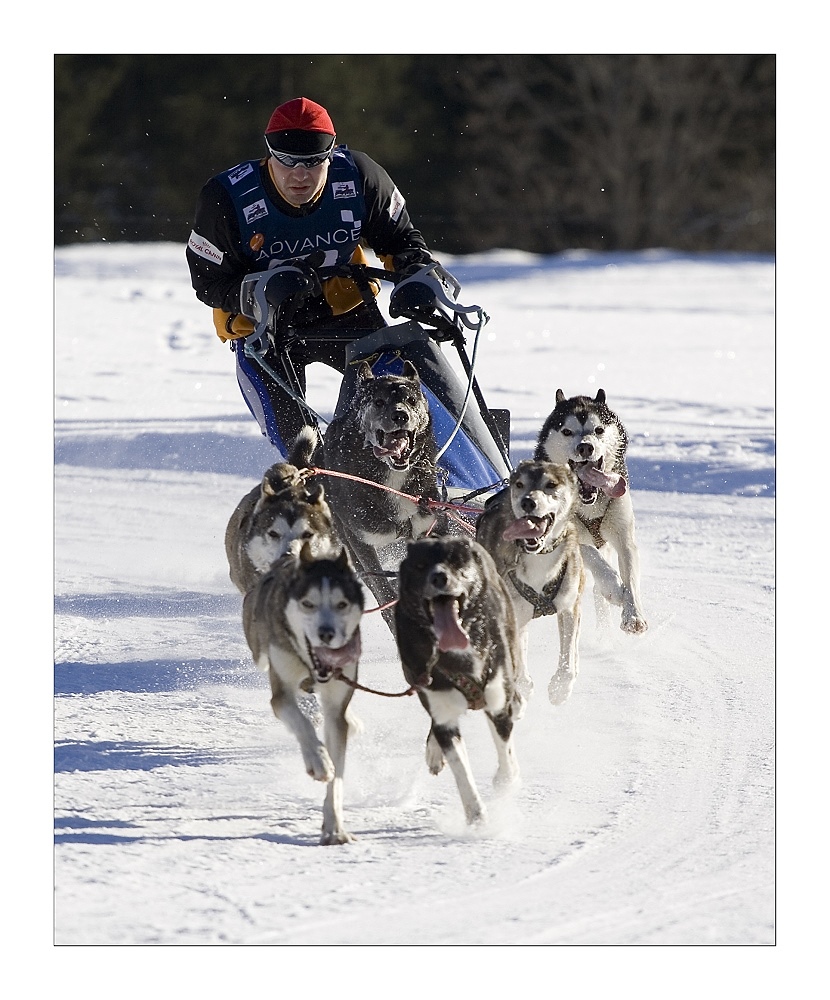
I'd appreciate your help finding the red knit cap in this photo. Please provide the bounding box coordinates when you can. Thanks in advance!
[265,97,335,136]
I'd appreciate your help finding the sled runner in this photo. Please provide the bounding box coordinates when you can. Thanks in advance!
[238,259,512,506]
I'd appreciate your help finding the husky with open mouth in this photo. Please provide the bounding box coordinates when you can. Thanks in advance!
[534,389,648,634]
[476,459,591,705]
[322,360,447,627]
[242,544,365,845]
[394,535,524,826]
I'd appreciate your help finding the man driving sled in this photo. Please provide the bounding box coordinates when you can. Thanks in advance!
[186,95,450,459]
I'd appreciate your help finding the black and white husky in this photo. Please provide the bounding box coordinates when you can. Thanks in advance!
[322,360,446,623]
[535,389,647,634]
[242,544,365,845]
[476,459,586,705]
[394,535,524,826]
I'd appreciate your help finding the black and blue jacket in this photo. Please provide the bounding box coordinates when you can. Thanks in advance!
[187,145,431,321]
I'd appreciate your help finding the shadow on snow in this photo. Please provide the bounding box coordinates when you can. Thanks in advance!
[55,591,241,619]
[55,425,774,497]
[54,657,263,696]
[54,739,232,773]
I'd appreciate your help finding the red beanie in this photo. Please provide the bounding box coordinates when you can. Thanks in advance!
[265,97,335,136]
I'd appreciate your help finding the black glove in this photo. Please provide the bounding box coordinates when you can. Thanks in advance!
[258,257,324,351]
[278,250,325,298]
[392,248,438,277]
[263,268,316,311]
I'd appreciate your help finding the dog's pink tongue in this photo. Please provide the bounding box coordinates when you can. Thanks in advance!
[312,629,362,671]
[576,465,626,498]
[503,517,546,541]
[373,432,407,460]
[431,597,469,652]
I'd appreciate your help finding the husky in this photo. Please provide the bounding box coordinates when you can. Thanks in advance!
[476,459,591,705]
[322,360,446,623]
[394,535,524,826]
[535,389,648,634]
[225,427,338,594]
[242,544,365,845]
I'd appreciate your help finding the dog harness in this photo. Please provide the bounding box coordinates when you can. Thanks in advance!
[418,648,492,711]
[577,514,607,549]
[433,667,488,710]
[507,562,568,619]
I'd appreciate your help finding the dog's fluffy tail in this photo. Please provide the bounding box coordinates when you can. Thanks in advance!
[345,707,364,738]
[289,425,323,469]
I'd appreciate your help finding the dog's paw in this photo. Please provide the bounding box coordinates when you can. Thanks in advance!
[517,672,534,698]
[305,747,335,782]
[465,803,487,826]
[621,614,648,634]
[511,690,527,721]
[320,828,356,846]
[425,733,445,775]
[548,670,576,706]
[493,763,521,790]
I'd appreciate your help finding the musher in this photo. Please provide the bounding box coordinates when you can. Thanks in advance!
[186,96,450,459]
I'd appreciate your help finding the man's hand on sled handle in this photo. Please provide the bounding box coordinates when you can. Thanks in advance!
[391,247,440,275]
[387,257,487,339]
[391,249,462,301]
[238,253,325,351]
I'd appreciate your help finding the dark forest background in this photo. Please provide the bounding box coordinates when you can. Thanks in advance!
[55,54,774,255]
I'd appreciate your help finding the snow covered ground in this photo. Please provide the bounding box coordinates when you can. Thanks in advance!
[50,242,778,973]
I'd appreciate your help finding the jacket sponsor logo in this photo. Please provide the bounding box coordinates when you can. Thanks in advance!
[388,186,405,223]
[243,199,268,224]
[340,209,361,232]
[227,162,255,185]
[332,180,357,200]
[188,230,224,265]
[256,227,364,261]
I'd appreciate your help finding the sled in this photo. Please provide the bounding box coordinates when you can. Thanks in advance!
[239,260,513,509]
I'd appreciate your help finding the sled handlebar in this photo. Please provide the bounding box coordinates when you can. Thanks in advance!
[240,261,487,354]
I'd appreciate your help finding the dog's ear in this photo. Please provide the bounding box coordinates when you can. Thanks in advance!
[595,388,606,404]
[335,546,352,570]
[299,541,315,564]
[358,361,374,381]
[555,389,565,403]
[305,480,325,504]
[401,360,420,381]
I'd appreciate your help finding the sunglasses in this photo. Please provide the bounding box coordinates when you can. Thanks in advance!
[266,138,335,169]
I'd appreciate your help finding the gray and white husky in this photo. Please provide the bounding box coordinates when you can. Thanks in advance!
[242,544,365,845]
[225,427,338,594]
[535,389,647,634]
[476,459,586,705]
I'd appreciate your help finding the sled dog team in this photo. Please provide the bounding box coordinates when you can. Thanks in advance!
[226,368,648,844]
